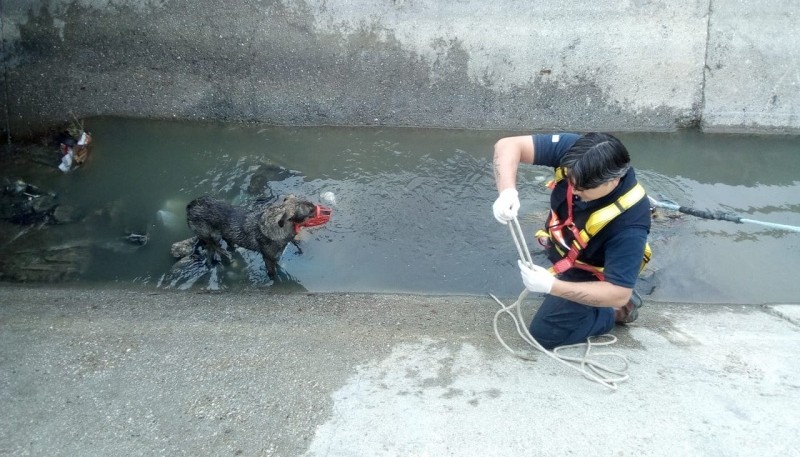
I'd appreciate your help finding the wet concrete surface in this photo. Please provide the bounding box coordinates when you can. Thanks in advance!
[1,285,798,456]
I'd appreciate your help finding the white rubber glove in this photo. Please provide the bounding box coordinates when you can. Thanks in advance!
[518,259,555,294]
[492,188,520,224]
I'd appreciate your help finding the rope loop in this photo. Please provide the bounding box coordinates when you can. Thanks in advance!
[490,216,630,390]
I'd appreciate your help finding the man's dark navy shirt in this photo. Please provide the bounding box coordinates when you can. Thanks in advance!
[532,133,651,288]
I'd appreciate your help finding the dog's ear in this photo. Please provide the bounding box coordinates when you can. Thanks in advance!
[268,206,288,229]
[277,209,289,228]
[273,205,295,228]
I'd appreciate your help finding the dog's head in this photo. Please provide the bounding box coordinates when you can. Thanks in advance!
[259,194,318,239]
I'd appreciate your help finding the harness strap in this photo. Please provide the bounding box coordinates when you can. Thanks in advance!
[539,177,651,279]
[545,181,586,251]
[545,166,568,189]
[582,183,646,240]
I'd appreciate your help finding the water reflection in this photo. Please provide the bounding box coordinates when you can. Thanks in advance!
[1,117,798,304]
[157,245,308,292]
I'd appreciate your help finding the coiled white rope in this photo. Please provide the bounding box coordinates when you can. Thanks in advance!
[490,217,630,390]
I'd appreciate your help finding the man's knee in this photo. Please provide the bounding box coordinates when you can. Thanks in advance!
[528,318,568,350]
[528,301,615,349]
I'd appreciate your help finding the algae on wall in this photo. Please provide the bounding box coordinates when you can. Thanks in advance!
[1,0,799,137]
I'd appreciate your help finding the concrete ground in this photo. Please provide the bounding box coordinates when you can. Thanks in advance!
[1,285,798,457]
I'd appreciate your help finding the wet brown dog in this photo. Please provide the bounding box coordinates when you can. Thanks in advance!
[186,194,318,278]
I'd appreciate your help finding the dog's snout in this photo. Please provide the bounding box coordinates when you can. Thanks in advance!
[296,202,317,221]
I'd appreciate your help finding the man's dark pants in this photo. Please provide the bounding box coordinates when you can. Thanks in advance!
[528,294,615,349]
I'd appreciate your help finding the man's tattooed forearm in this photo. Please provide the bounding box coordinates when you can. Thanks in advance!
[493,155,502,182]
[562,291,602,307]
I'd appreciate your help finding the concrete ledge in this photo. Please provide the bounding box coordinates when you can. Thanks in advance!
[766,304,800,327]
[1,285,798,456]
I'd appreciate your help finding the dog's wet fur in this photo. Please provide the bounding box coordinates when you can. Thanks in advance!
[186,194,317,278]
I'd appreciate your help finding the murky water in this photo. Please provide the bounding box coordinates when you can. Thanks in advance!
[2,117,799,304]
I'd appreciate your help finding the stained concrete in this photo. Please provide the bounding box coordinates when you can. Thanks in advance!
[1,285,798,456]
[1,0,798,137]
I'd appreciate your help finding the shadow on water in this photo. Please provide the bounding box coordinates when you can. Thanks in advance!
[1,117,798,304]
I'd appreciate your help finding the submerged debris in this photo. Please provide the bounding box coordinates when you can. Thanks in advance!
[0,240,91,282]
[125,232,149,246]
[0,178,59,225]
[170,237,196,258]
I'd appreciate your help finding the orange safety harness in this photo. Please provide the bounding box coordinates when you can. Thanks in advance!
[535,167,652,281]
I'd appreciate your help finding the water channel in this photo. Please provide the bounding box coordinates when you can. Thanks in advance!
[2,117,798,304]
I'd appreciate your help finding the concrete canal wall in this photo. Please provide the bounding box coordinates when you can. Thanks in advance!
[1,0,798,138]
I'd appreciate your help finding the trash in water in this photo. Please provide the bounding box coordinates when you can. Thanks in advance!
[320,191,336,206]
[126,232,149,245]
[57,130,92,173]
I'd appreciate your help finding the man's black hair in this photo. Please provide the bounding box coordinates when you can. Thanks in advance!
[560,132,630,190]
